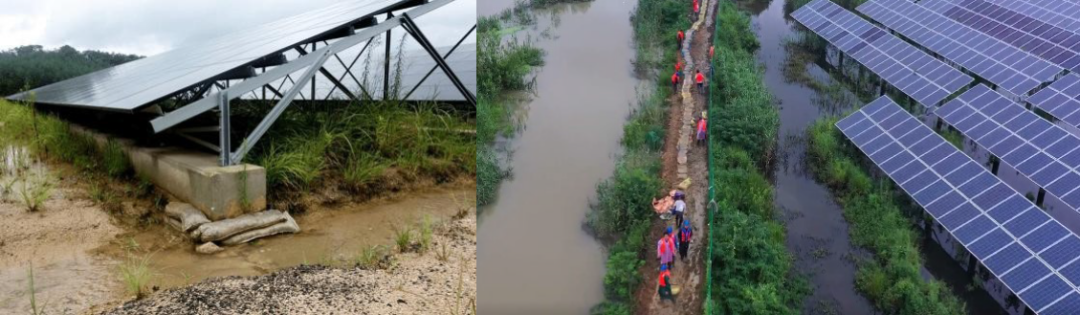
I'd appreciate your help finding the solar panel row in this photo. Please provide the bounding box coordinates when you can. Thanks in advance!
[937,84,1080,213]
[6,0,416,112]
[790,0,972,106]
[858,0,1061,96]
[923,0,1080,71]
[1028,73,1080,129]
[837,96,1080,314]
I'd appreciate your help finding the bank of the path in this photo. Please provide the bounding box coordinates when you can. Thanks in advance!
[634,0,716,313]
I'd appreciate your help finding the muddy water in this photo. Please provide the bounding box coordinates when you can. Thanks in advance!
[476,0,641,313]
[751,1,875,313]
[101,188,475,290]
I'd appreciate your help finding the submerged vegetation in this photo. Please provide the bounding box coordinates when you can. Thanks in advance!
[705,2,804,314]
[477,9,545,206]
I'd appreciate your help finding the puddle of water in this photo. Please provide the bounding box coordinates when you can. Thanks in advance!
[476,0,642,313]
[98,188,475,290]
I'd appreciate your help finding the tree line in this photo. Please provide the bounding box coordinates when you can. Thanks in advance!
[0,45,142,96]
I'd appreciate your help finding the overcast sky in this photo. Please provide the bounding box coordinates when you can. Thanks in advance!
[0,0,476,56]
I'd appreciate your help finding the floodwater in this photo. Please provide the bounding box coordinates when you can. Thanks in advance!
[755,0,1004,313]
[476,0,641,313]
[103,187,475,290]
[752,0,875,313]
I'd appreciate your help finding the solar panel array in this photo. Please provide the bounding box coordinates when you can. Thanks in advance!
[923,0,1080,71]
[937,84,1080,212]
[979,0,1080,35]
[791,0,972,106]
[837,96,1080,314]
[5,0,418,112]
[857,0,1061,96]
[1028,73,1080,128]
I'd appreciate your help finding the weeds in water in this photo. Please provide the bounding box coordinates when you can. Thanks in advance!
[354,245,394,270]
[418,215,434,254]
[394,225,414,253]
[118,253,154,299]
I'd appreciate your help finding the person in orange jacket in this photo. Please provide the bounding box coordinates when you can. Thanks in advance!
[677,30,684,49]
[658,264,675,303]
[695,69,705,95]
[696,115,707,146]
[671,71,680,94]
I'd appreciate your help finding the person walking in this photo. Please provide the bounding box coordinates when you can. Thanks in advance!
[657,227,676,271]
[673,193,686,229]
[695,69,705,95]
[677,30,684,50]
[658,264,675,304]
[671,71,679,94]
[679,220,692,261]
[696,115,707,146]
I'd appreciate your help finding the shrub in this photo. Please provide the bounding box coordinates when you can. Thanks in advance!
[589,151,663,237]
[119,253,153,299]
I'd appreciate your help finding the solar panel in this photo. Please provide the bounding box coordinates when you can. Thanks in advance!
[922,0,1080,71]
[837,96,1080,313]
[857,0,1062,96]
[980,0,1080,36]
[1028,73,1080,128]
[5,0,421,112]
[937,84,1080,213]
[791,0,972,106]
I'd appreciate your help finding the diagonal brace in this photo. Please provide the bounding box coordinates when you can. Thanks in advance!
[399,12,476,106]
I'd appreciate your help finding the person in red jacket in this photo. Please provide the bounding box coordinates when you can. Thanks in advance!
[696,115,707,146]
[671,71,679,94]
[675,60,683,81]
[695,69,705,95]
[679,219,693,260]
[677,30,684,49]
[709,45,715,60]
[658,264,675,303]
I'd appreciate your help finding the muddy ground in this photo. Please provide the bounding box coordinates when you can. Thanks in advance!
[102,214,477,315]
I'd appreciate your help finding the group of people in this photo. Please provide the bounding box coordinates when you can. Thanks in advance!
[653,189,694,304]
[671,31,715,97]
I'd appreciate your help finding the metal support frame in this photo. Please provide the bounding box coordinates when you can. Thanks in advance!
[294,46,362,102]
[402,24,475,101]
[400,12,476,106]
[149,0,457,165]
[385,12,394,100]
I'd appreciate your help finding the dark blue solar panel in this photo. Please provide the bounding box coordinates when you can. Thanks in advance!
[1060,189,1080,209]
[984,242,1031,272]
[1042,292,1080,315]
[969,228,1012,257]
[858,0,1059,95]
[1031,162,1068,186]
[926,192,966,217]
[1021,277,1073,311]
[1022,223,1070,253]
[1003,209,1049,237]
[955,215,996,243]
[959,172,999,196]
[1042,236,1080,268]
[1017,120,1051,140]
[1001,258,1052,293]
[1046,136,1080,157]
[979,127,1011,145]
[989,136,1023,156]
[837,96,1080,312]
[851,128,883,147]
[914,180,952,205]
[1017,153,1054,175]
[1031,127,1068,149]
[793,0,973,106]
[836,112,867,132]
[1002,144,1039,163]
[1048,173,1080,195]
[987,195,1030,222]
[1058,148,1080,169]
[1029,74,1080,131]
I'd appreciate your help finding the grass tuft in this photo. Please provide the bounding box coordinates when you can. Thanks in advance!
[118,253,153,299]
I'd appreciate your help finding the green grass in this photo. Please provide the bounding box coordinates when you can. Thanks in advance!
[17,171,53,212]
[477,12,545,207]
[418,215,435,254]
[118,253,154,299]
[354,245,393,270]
[28,263,48,315]
[394,225,414,253]
[703,3,807,314]
[806,116,966,314]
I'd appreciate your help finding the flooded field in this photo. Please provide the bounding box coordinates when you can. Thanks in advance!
[476,0,642,313]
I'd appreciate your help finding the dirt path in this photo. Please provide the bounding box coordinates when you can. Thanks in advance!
[635,0,716,314]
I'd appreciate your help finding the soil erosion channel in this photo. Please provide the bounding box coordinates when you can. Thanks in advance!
[476,0,641,313]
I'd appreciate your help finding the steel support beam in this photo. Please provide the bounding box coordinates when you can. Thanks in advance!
[230,50,333,165]
[400,12,476,106]
[294,46,362,102]
[384,12,393,100]
[218,91,232,165]
[150,0,454,133]
[402,24,475,101]
[326,39,374,100]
